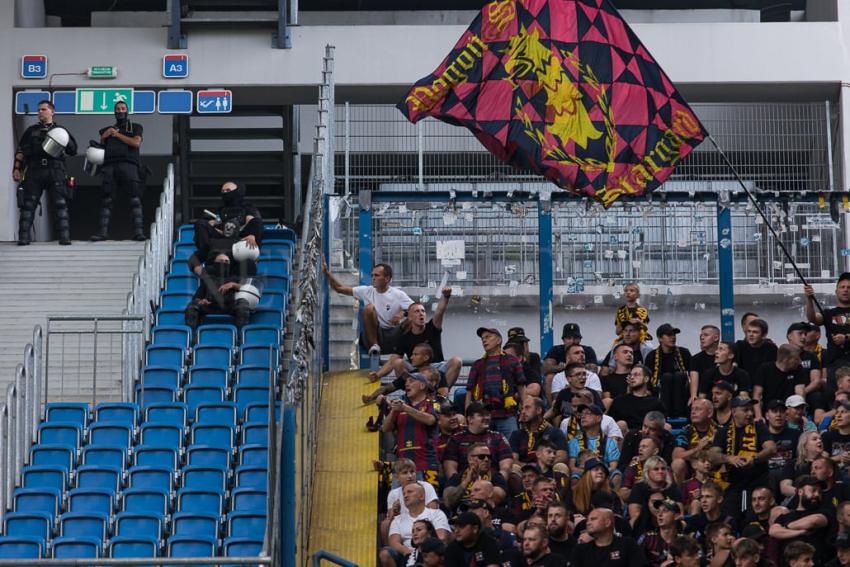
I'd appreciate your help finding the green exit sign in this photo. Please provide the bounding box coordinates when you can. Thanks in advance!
[75,88,134,114]
[87,65,118,79]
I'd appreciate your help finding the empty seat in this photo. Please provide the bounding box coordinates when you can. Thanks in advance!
[239,444,268,468]
[165,274,199,294]
[185,385,225,414]
[178,224,194,242]
[135,446,180,472]
[152,325,193,350]
[182,466,227,493]
[241,423,268,446]
[224,536,263,558]
[146,345,185,368]
[156,308,186,327]
[173,243,195,261]
[240,345,279,367]
[0,536,42,558]
[195,403,238,427]
[227,511,266,539]
[114,512,163,541]
[37,422,82,450]
[172,512,219,538]
[241,325,279,348]
[234,385,272,414]
[76,465,122,494]
[244,402,280,424]
[136,384,178,408]
[3,512,52,545]
[263,229,296,243]
[109,536,159,559]
[59,512,109,542]
[189,366,229,389]
[191,424,236,451]
[30,444,75,474]
[142,366,182,390]
[232,488,267,512]
[52,536,101,558]
[21,465,66,492]
[187,445,230,471]
[235,466,267,490]
[193,345,232,369]
[81,445,126,470]
[176,488,224,516]
[167,535,217,563]
[68,488,113,517]
[236,365,274,388]
[122,488,169,518]
[257,259,288,275]
[128,466,173,494]
[169,260,192,276]
[197,324,238,348]
[160,292,193,312]
[256,291,285,311]
[13,488,61,520]
[89,422,133,451]
[140,423,183,449]
[94,402,138,427]
[45,402,89,429]
[249,308,283,329]
[145,402,188,428]
[261,274,289,294]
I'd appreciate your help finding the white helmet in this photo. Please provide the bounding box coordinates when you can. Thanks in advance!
[235,284,261,309]
[83,146,105,176]
[232,240,260,262]
[42,127,70,158]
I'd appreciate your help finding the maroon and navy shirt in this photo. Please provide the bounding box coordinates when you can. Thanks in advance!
[393,396,439,472]
[467,353,525,418]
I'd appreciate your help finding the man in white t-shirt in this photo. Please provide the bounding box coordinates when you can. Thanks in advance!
[550,343,603,399]
[324,261,413,355]
[381,483,451,567]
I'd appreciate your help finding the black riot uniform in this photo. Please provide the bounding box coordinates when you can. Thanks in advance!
[16,122,78,245]
[91,111,145,241]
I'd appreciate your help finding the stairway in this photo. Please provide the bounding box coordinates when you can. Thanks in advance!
[328,271,359,372]
[0,240,144,403]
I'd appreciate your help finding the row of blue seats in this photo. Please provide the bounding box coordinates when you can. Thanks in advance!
[144,365,277,393]
[173,243,293,266]
[137,383,271,414]
[146,343,279,370]
[177,223,296,245]
[158,289,286,313]
[155,304,287,330]
[149,329,280,359]
[164,275,291,297]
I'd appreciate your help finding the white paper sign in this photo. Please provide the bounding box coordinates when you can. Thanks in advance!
[436,240,465,260]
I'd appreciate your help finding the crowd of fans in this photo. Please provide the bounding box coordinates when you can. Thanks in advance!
[325,262,850,567]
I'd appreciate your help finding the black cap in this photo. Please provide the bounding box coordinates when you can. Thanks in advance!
[476,327,501,338]
[712,380,735,394]
[576,404,604,416]
[465,401,490,417]
[562,323,581,338]
[794,475,826,489]
[656,323,681,336]
[507,327,530,342]
[583,457,609,474]
[520,463,542,474]
[836,534,850,549]
[731,396,757,408]
[503,340,526,352]
[652,498,679,513]
[590,491,618,510]
[741,524,767,541]
[454,511,482,527]
[419,537,446,555]
[460,499,493,512]
[436,402,458,415]
[766,399,787,411]
[787,322,811,335]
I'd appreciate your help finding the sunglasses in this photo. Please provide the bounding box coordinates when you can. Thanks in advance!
[470,454,491,460]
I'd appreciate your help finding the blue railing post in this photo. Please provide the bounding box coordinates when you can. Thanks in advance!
[716,197,735,342]
[538,194,554,356]
[358,191,374,368]
[322,194,331,371]
[281,404,297,567]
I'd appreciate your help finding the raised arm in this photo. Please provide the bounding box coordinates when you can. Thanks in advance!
[322,258,353,296]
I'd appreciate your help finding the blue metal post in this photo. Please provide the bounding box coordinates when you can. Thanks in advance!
[538,196,554,356]
[281,404,297,567]
[322,194,331,371]
[358,192,374,368]
[716,199,735,342]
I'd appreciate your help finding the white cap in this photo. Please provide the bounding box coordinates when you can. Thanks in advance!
[785,394,807,408]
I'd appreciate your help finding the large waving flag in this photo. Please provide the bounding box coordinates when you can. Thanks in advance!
[397,0,706,207]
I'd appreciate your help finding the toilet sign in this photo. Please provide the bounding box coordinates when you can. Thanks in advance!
[162,54,189,78]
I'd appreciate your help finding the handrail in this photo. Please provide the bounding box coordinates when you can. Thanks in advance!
[311,550,359,567]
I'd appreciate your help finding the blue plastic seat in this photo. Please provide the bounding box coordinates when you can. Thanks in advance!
[232,488,266,512]
[244,402,280,424]
[89,422,133,451]
[176,488,224,516]
[146,345,185,368]
[128,466,173,494]
[160,292,193,312]
[173,243,195,261]
[169,260,192,276]
[136,384,178,408]
[142,366,182,390]
[241,325,280,348]
[236,366,274,388]
[114,512,163,541]
[13,487,62,519]
[52,536,101,558]
[227,511,266,539]
[193,345,232,369]
[187,445,231,471]
[140,423,183,449]
[109,536,159,559]
[68,488,113,517]
[21,465,66,492]
[156,308,186,327]
[3,512,52,545]
[165,274,199,294]
[182,466,227,493]
[122,488,169,518]
[197,324,238,348]
[145,402,188,428]
[257,259,288,276]
[204,313,236,326]
[195,402,238,427]
[0,536,43,558]
[256,291,285,311]
[261,274,289,294]
[81,445,126,470]
[37,422,82,450]
[249,308,283,329]
[235,466,268,490]
[240,345,279,367]
[224,536,263,558]
[185,385,225,414]
[241,423,268,446]
[263,227,296,242]
[189,366,229,389]
[167,534,217,563]
[76,465,122,494]
[94,402,138,427]
[29,444,74,475]
[234,385,272,414]
[135,446,180,472]
[59,511,109,541]
[192,424,236,451]
[178,224,195,243]
[152,325,193,350]
[172,512,219,538]
[45,402,89,428]
[239,444,268,468]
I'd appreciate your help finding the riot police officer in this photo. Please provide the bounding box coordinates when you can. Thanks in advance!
[90,101,145,241]
[12,100,78,245]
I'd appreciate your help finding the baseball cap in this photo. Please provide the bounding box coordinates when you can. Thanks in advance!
[584,457,609,474]
[652,498,679,513]
[712,380,735,394]
[507,327,530,343]
[460,499,493,512]
[741,524,767,541]
[503,340,526,352]
[766,399,786,411]
[520,463,542,474]
[794,474,825,489]
[785,395,807,408]
[419,537,446,555]
[731,396,757,408]
[787,322,811,335]
[404,372,429,385]
[465,401,490,417]
[576,404,604,416]
[454,511,482,527]
[656,323,681,336]
[476,327,501,338]
[436,402,458,415]
[562,323,582,338]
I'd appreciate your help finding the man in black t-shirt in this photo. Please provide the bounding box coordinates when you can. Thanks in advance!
[769,475,834,564]
[543,323,598,377]
[601,344,634,406]
[805,274,850,370]
[822,400,850,477]
[91,101,146,241]
[517,524,566,567]
[735,319,778,379]
[608,365,666,432]
[443,512,501,567]
[569,508,648,567]
[688,325,720,404]
[787,322,827,412]
[752,345,808,421]
[645,324,692,419]
[764,399,801,494]
[699,341,752,397]
[546,502,575,559]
